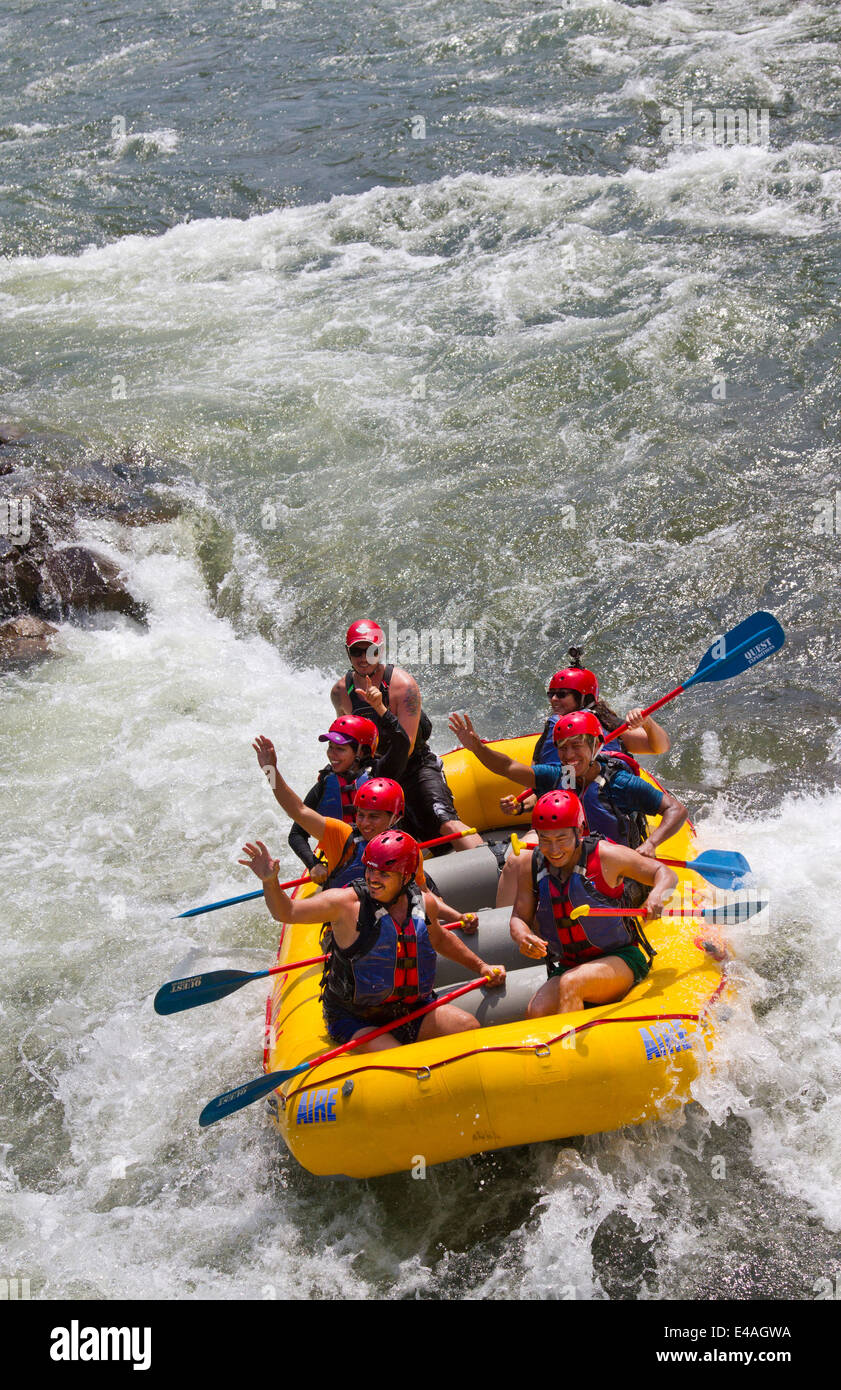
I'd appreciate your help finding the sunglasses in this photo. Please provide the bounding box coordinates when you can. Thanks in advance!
[548,689,576,699]
[348,644,378,658]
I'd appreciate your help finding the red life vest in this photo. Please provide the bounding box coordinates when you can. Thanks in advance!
[532,835,632,968]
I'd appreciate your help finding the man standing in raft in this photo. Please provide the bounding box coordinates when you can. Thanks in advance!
[239,830,505,1051]
[509,792,678,1018]
[332,619,482,851]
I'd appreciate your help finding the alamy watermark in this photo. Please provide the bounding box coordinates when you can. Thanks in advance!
[358,619,476,677]
[661,101,770,148]
[0,496,30,544]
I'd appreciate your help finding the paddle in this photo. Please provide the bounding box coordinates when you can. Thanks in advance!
[154,954,328,1015]
[175,873,310,919]
[508,835,753,892]
[604,609,785,745]
[571,901,767,925]
[156,920,471,1016]
[513,610,784,801]
[198,975,489,1128]
[655,851,752,890]
[177,827,478,920]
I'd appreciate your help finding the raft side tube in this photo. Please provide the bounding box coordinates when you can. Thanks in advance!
[424,844,500,911]
[433,964,546,1027]
[434,906,528,986]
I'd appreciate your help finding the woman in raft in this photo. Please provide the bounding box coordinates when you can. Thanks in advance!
[509,790,678,1019]
[533,648,670,766]
[240,830,505,1051]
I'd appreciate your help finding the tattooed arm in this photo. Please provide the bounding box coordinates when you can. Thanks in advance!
[388,667,422,754]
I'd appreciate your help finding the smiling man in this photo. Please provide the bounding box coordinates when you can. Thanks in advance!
[508,792,678,1019]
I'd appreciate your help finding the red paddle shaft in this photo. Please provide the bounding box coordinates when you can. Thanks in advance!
[603,687,684,746]
[283,976,487,1078]
[578,907,702,918]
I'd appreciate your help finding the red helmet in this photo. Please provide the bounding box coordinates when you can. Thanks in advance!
[531,791,587,833]
[362,829,420,879]
[548,667,599,702]
[345,619,385,656]
[353,777,404,816]
[552,711,603,746]
[319,715,379,755]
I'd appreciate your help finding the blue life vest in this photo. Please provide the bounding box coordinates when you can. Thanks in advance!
[579,755,649,849]
[316,768,370,824]
[532,836,634,967]
[533,716,561,766]
[325,829,368,889]
[324,879,437,1017]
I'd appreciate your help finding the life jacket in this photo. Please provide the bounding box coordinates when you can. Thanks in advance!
[531,836,647,968]
[324,828,368,890]
[599,738,641,775]
[345,664,433,750]
[578,754,650,850]
[315,767,370,825]
[532,715,561,767]
[323,879,437,1018]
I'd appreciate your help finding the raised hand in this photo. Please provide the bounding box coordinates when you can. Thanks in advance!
[239,840,280,883]
[448,710,480,752]
[253,734,279,779]
[356,675,386,716]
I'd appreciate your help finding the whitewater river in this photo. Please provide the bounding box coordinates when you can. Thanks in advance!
[2,0,840,1299]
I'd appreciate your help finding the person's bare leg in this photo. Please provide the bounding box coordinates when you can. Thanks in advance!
[525,958,636,1019]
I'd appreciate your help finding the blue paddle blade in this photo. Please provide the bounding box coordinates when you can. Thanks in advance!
[685,611,785,689]
[687,851,752,890]
[699,899,767,925]
[199,1062,311,1126]
[154,968,268,1015]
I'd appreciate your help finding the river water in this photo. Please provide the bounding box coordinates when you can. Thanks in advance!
[2,0,840,1300]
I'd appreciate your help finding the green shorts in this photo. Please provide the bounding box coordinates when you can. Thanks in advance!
[547,943,651,985]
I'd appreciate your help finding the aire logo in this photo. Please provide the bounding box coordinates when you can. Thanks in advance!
[639,1020,694,1061]
[295,1087,339,1124]
[50,1322,151,1371]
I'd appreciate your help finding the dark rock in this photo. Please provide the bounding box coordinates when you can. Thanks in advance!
[43,545,148,624]
[0,614,58,666]
[0,427,178,660]
[12,555,43,610]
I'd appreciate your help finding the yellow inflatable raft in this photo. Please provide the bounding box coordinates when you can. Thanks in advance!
[262,736,728,1179]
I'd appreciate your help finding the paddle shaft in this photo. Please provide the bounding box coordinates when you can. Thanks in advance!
[281,976,487,1077]
[578,907,744,919]
[178,873,310,918]
[180,829,476,920]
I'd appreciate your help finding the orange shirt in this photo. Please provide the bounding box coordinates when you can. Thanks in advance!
[315,817,427,887]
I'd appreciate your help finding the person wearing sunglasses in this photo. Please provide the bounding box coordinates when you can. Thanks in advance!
[330,619,482,851]
[533,648,670,768]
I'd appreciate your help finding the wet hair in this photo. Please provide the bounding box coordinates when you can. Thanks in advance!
[565,647,623,733]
